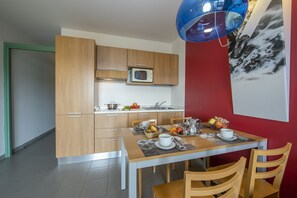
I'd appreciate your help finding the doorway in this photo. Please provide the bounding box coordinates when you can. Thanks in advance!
[3,42,55,157]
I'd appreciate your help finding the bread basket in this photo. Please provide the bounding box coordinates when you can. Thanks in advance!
[144,131,160,139]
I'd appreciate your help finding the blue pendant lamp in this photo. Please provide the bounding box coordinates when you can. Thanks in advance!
[176,0,248,42]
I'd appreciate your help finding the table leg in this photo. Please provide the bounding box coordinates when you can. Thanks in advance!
[121,137,126,190]
[129,163,137,198]
[138,169,142,198]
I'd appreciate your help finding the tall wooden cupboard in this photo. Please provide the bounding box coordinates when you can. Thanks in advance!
[55,35,95,158]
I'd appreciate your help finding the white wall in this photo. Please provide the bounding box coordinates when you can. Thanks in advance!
[171,37,186,107]
[0,20,55,156]
[11,50,55,148]
[61,28,185,107]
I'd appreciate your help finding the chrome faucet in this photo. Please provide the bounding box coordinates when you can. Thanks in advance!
[154,101,166,109]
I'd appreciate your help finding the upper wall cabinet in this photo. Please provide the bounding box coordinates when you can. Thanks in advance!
[128,49,155,68]
[96,46,128,80]
[154,53,179,85]
[97,46,127,71]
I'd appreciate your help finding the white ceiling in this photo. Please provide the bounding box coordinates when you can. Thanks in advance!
[0,0,183,46]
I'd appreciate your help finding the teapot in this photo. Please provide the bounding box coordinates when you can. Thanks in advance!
[188,118,201,135]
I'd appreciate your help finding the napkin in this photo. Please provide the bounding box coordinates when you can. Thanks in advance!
[234,134,249,141]
[173,137,187,150]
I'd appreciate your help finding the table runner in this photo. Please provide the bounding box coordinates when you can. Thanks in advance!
[137,139,196,157]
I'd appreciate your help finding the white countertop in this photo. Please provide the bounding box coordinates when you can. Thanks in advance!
[94,106,184,114]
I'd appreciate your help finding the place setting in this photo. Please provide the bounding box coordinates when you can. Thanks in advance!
[214,128,252,144]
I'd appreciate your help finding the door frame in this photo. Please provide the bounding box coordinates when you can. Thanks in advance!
[3,42,55,157]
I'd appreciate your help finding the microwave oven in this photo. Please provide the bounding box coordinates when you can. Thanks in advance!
[130,68,153,83]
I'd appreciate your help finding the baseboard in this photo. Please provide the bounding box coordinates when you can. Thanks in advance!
[13,128,55,153]
[0,154,5,161]
[58,151,121,165]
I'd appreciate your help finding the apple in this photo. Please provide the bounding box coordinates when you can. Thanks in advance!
[215,120,223,129]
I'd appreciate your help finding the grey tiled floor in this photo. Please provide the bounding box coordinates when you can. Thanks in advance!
[0,132,204,198]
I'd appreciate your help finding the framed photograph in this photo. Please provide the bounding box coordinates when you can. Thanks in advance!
[227,0,291,122]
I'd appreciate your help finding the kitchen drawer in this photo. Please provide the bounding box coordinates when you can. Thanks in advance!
[95,138,120,153]
[128,112,158,127]
[95,128,119,138]
[95,113,128,128]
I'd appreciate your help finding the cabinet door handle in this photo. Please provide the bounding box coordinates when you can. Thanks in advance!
[68,112,82,115]
[102,68,121,71]
[68,115,82,118]
[107,139,118,141]
[136,64,146,67]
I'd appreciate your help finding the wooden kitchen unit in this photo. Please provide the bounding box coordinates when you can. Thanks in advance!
[96,45,128,80]
[154,53,178,85]
[128,49,155,68]
[95,113,128,153]
[55,35,95,158]
[97,45,127,71]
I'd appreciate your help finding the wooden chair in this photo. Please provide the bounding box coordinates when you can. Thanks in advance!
[170,117,192,124]
[208,143,292,198]
[153,157,247,198]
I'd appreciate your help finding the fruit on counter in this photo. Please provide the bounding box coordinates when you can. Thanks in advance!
[145,123,158,133]
[122,106,131,111]
[130,102,140,109]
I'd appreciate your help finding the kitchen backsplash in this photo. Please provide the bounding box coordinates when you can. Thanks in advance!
[95,81,172,107]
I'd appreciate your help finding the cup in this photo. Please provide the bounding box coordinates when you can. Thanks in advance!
[159,134,174,147]
[139,121,150,129]
[220,128,234,139]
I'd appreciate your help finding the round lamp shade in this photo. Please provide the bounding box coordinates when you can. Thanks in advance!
[176,0,248,42]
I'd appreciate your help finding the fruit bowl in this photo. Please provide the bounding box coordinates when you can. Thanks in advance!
[208,116,229,130]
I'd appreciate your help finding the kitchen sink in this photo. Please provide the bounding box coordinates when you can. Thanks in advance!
[142,106,176,110]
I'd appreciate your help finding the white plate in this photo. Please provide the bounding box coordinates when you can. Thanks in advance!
[155,141,176,150]
[217,133,237,141]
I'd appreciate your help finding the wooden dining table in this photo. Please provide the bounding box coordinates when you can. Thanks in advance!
[120,125,267,198]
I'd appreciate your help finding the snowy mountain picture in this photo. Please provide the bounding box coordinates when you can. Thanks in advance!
[227,0,291,122]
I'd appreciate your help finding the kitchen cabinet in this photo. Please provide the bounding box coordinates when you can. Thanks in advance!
[97,46,127,71]
[96,46,128,80]
[128,49,155,68]
[128,112,158,127]
[56,115,94,157]
[55,35,95,158]
[157,111,184,125]
[95,113,128,153]
[154,53,178,85]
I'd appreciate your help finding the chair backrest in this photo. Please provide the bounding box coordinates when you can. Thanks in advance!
[131,120,142,127]
[184,157,246,198]
[244,142,292,198]
[170,117,192,124]
[131,119,157,127]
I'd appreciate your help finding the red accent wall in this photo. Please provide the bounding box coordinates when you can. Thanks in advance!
[185,1,297,197]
